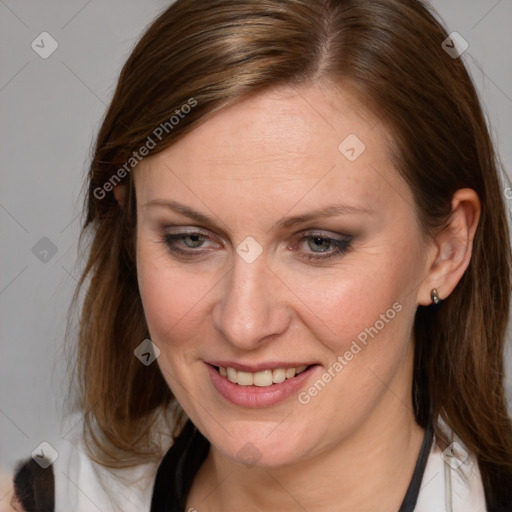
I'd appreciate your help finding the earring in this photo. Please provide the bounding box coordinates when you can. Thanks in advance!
[430,288,440,305]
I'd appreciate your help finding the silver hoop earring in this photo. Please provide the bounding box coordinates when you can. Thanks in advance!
[431,288,440,305]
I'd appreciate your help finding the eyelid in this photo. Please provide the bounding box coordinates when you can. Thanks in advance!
[162,227,351,245]
[297,229,352,238]
[163,226,222,242]
[162,226,352,241]
[294,230,353,246]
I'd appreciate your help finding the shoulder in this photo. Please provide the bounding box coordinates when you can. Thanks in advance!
[12,440,158,512]
[12,412,174,512]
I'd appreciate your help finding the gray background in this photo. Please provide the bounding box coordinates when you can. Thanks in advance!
[1,0,511,488]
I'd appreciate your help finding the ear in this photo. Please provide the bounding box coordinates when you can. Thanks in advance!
[113,184,127,207]
[417,188,481,306]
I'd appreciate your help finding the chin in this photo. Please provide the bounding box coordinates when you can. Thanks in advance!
[208,425,314,469]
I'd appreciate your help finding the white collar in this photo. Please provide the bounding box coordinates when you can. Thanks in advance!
[415,434,486,511]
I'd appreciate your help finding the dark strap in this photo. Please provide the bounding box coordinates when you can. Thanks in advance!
[150,419,209,512]
[398,420,434,512]
[151,419,434,512]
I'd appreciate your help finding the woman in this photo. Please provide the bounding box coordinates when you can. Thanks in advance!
[11,0,512,510]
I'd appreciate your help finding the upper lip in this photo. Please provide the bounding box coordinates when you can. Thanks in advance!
[206,361,316,372]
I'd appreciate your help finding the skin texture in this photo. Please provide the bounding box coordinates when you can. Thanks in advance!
[130,83,480,511]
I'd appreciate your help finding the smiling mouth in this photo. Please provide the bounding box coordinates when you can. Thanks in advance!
[214,365,312,387]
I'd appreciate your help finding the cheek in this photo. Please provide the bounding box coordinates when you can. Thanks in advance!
[298,265,402,327]
[286,236,419,364]
[136,241,213,348]
[288,259,416,427]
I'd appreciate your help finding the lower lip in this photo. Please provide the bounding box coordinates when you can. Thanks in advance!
[206,363,319,408]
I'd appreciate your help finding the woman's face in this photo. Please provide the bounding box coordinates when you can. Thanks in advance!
[134,84,433,467]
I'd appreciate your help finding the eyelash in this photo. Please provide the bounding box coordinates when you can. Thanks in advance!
[161,230,352,263]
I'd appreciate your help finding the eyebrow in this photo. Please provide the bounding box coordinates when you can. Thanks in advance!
[142,199,373,231]
[143,199,217,225]
[273,203,374,230]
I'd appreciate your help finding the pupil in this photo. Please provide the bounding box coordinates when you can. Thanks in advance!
[310,237,330,252]
[186,234,202,247]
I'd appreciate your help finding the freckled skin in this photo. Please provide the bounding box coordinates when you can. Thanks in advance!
[134,84,433,511]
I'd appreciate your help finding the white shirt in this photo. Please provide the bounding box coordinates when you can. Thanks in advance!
[415,438,486,511]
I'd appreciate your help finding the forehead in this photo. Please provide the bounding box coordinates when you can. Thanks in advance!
[134,84,411,225]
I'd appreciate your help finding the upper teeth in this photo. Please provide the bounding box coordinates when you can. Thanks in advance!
[218,365,308,386]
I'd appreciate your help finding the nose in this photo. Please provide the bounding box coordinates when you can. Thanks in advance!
[212,251,292,350]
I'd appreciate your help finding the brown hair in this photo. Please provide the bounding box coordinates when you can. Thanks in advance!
[68,0,512,505]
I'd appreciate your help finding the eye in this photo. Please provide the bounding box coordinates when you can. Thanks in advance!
[159,228,352,263]
[307,236,333,252]
[295,232,352,262]
[161,230,218,257]
[177,233,205,248]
